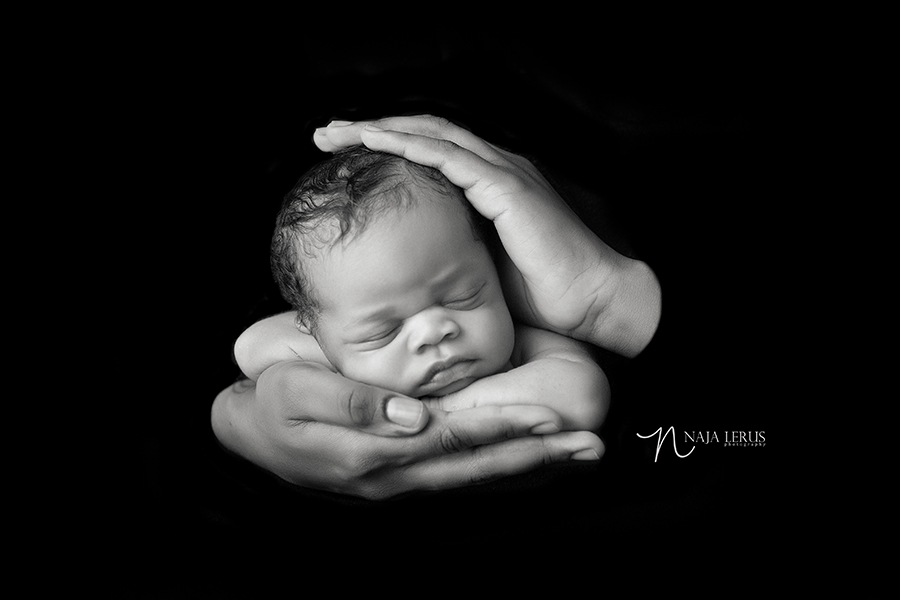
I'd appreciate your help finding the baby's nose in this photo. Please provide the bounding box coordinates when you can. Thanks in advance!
[407,308,460,353]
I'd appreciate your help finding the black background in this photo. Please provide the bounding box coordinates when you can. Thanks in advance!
[106,12,837,593]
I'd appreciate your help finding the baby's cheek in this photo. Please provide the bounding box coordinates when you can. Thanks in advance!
[474,306,515,368]
[340,350,416,396]
[337,353,378,385]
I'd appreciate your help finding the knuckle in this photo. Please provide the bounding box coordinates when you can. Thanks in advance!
[514,153,537,170]
[537,436,559,466]
[465,452,496,486]
[501,147,536,171]
[343,385,376,428]
[266,362,311,420]
[496,166,529,194]
[437,424,470,454]
[434,137,462,158]
[423,114,451,130]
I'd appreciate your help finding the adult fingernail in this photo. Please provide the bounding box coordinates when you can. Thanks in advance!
[530,422,560,435]
[570,448,601,461]
[363,124,384,132]
[328,120,353,127]
[386,397,424,427]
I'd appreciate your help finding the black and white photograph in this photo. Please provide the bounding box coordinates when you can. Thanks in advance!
[105,11,872,595]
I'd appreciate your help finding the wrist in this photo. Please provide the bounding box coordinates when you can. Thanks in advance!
[588,258,661,357]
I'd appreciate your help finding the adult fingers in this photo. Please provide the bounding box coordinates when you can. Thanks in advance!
[267,404,566,499]
[393,431,605,495]
[417,404,564,456]
[258,360,429,436]
[250,402,594,500]
[358,126,522,221]
[345,404,574,499]
[313,115,505,164]
[355,126,594,289]
[369,403,563,464]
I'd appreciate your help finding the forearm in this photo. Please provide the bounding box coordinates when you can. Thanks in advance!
[234,312,332,380]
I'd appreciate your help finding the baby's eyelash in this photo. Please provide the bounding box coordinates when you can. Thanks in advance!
[362,325,399,344]
[444,286,485,309]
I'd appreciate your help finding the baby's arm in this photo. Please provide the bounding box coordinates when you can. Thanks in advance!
[234,312,333,380]
[433,325,610,431]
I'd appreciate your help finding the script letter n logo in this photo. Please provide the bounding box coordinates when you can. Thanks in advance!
[636,426,695,462]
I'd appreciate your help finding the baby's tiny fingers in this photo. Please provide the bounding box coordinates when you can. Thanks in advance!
[419,393,476,412]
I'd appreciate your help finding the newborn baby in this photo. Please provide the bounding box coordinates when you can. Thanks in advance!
[236,146,609,430]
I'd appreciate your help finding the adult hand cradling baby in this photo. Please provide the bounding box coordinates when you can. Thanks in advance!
[316,116,661,356]
[211,115,661,499]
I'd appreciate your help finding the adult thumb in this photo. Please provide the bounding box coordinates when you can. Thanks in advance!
[263,360,430,436]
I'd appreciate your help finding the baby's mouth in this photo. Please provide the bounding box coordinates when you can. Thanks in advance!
[419,358,474,392]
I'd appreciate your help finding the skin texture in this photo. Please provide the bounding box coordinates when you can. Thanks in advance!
[211,115,660,498]
[305,192,515,399]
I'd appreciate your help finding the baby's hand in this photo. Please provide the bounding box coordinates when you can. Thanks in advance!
[420,357,609,433]
[420,382,604,462]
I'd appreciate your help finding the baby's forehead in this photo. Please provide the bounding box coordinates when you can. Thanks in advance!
[323,187,470,247]
[307,196,491,298]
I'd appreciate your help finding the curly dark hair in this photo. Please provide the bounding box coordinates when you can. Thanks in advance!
[271,146,492,334]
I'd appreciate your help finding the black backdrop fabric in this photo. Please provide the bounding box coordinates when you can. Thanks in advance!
[118,19,800,590]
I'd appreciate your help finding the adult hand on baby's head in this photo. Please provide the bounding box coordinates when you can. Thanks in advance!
[211,362,602,499]
[314,116,660,357]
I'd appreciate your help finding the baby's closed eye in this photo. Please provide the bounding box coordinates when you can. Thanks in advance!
[356,324,401,348]
[442,284,485,310]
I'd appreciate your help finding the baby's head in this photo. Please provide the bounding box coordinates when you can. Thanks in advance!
[272,146,514,397]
